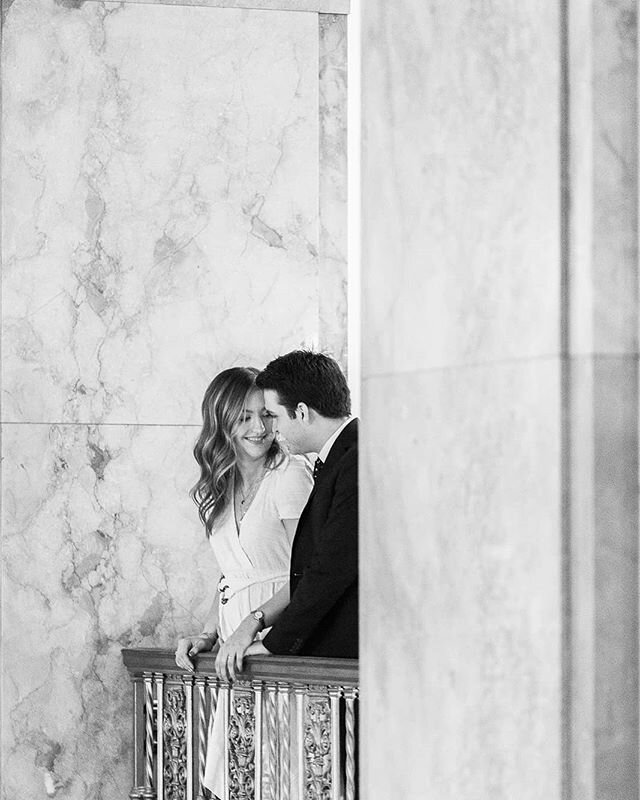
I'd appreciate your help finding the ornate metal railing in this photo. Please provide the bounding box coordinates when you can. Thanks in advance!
[122,648,359,800]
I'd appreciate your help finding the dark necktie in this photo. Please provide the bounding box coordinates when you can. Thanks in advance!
[313,457,324,481]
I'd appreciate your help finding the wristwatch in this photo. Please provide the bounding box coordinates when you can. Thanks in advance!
[251,609,265,630]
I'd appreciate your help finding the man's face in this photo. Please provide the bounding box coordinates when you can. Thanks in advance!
[263,389,308,454]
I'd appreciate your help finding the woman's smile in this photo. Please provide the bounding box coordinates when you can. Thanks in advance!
[233,389,275,459]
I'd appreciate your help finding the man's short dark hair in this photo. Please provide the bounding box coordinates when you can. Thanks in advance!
[257,351,351,419]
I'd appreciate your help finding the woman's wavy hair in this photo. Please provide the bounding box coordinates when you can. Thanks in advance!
[191,367,283,538]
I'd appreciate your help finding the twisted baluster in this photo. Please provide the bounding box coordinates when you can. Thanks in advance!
[344,688,357,800]
[278,683,290,800]
[129,677,145,800]
[223,683,230,800]
[142,673,155,799]
[154,673,165,800]
[294,685,305,800]
[185,676,195,800]
[196,677,207,800]
[266,683,278,800]
[329,687,342,800]
[253,681,264,800]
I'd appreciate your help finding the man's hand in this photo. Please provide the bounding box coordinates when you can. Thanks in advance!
[215,616,261,681]
[175,631,218,673]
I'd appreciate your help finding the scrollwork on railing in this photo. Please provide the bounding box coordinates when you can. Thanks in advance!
[304,697,332,800]
[121,649,358,800]
[163,684,188,800]
[228,689,256,800]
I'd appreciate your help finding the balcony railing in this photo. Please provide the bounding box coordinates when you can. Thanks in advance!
[122,648,359,800]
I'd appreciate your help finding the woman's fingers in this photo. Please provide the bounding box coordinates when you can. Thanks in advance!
[215,646,227,680]
[214,643,244,681]
[176,634,219,672]
[225,645,237,680]
[175,638,195,672]
[188,636,210,657]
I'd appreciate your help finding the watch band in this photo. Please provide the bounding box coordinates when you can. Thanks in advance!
[251,609,265,630]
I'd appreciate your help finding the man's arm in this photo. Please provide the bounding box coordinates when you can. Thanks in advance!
[246,640,270,657]
[262,450,358,655]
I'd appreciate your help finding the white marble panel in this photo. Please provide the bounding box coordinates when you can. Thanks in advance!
[565,354,639,798]
[2,422,216,800]
[361,1,561,378]
[582,0,637,355]
[318,13,348,369]
[360,360,562,800]
[567,0,639,358]
[2,0,321,424]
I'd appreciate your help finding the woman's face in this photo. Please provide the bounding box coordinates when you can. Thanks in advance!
[232,388,275,462]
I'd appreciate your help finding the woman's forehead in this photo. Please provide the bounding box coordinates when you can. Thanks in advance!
[243,388,265,411]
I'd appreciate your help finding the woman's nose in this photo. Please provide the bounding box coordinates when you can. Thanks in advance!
[251,416,267,433]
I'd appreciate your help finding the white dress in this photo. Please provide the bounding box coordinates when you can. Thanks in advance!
[203,454,313,797]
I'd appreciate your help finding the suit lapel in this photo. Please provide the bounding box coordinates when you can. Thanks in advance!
[297,419,358,514]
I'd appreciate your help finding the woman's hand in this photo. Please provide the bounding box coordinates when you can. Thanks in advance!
[175,631,218,673]
[215,617,260,681]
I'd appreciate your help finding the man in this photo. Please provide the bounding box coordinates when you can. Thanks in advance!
[215,349,358,674]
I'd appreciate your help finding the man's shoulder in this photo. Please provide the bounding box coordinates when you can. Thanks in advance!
[328,418,358,459]
[319,421,358,492]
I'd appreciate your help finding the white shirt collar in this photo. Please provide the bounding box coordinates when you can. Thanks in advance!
[317,417,353,464]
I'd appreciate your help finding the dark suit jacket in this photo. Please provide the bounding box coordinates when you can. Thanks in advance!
[262,419,358,658]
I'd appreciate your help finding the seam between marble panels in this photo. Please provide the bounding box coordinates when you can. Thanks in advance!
[80,0,350,13]
[362,352,640,383]
[0,421,202,427]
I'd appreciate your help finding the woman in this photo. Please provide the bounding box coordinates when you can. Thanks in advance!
[174,366,313,797]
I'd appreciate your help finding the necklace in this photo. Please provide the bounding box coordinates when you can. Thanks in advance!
[234,468,265,523]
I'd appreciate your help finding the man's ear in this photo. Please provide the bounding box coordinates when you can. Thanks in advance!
[296,402,311,423]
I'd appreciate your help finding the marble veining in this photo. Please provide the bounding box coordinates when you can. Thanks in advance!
[1,2,348,798]
[318,13,348,369]
[2,0,321,425]
[3,422,216,799]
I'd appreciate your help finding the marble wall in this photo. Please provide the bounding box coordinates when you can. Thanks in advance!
[1,2,347,797]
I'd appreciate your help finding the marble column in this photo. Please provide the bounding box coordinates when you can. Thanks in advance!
[565,1,638,797]
[361,1,637,798]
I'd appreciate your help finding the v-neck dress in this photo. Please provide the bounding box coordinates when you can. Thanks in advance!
[204,454,313,798]
[210,454,313,641]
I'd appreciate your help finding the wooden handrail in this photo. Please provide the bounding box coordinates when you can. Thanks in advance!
[122,647,359,685]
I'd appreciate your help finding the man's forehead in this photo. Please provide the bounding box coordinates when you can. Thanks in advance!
[263,389,283,409]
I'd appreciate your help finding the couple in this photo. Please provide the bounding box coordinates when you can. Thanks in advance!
[175,350,358,797]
